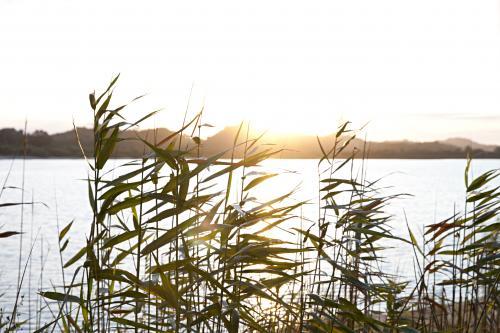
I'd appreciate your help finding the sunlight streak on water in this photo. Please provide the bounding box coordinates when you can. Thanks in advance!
[0,158,498,329]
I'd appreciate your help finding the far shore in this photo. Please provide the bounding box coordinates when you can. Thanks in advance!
[1,155,499,160]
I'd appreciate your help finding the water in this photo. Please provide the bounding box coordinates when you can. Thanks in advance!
[0,158,498,328]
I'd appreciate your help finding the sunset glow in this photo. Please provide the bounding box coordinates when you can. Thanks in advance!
[1,0,499,143]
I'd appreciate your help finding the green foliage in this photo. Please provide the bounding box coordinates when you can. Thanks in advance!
[4,77,497,332]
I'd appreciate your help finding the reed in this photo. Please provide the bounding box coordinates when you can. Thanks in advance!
[1,77,498,332]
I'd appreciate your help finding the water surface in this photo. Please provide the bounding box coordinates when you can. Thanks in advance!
[0,158,498,327]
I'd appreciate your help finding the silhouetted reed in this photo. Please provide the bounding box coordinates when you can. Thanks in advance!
[1,77,498,332]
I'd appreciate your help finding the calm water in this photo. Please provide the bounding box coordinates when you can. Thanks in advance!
[0,158,498,327]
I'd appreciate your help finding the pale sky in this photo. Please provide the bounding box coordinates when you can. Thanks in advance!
[1,0,500,143]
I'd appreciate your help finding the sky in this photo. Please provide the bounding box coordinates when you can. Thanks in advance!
[1,0,500,144]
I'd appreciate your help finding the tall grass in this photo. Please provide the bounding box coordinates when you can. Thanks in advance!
[1,77,499,332]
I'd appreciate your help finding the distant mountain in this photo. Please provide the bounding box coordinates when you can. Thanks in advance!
[201,126,352,158]
[0,127,499,159]
[0,127,192,158]
[201,127,500,159]
[439,138,497,152]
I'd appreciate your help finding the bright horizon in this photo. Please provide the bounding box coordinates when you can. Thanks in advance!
[1,0,500,144]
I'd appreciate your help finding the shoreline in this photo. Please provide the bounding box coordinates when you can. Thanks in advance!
[1,155,499,160]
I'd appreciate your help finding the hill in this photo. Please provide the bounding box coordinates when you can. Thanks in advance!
[439,138,497,152]
[0,127,499,159]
